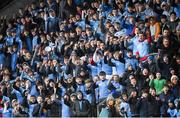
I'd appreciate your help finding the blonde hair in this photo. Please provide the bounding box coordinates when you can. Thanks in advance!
[115,98,121,113]
[67,0,72,6]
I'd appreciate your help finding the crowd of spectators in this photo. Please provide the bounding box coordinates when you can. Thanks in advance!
[0,0,179,117]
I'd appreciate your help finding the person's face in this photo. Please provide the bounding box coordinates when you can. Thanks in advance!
[105,22,111,29]
[76,78,82,84]
[100,43,105,50]
[37,85,43,90]
[6,31,11,36]
[15,81,20,88]
[129,17,134,24]
[63,95,69,101]
[5,82,11,88]
[163,39,170,47]
[85,43,90,49]
[77,93,83,100]
[18,9,23,14]
[127,51,133,58]
[93,2,99,8]
[93,14,98,20]
[142,92,148,98]
[163,56,169,63]
[170,69,175,75]
[128,65,133,71]
[123,95,128,101]
[131,91,137,97]
[25,80,31,88]
[26,53,31,60]
[49,82,55,87]
[131,78,137,85]
[163,86,169,93]
[112,10,117,16]
[113,38,118,45]
[76,28,82,35]
[86,30,92,36]
[51,95,56,101]
[113,52,119,59]
[113,75,119,81]
[47,0,52,4]
[0,34,3,40]
[170,14,176,21]
[99,75,106,80]
[64,58,69,65]
[31,4,36,9]
[117,2,124,9]
[134,28,139,35]
[161,18,166,23]
[108,99,114,106]
[128,7,133,13]
[37,96,43,103]
[52,60,57,65]
[172,78,178,85]
[156,73,161,79]
[70,96,76,102]
[67,78,73,83]
[40,12,45,18]
[156,0,160,4]
[32,31,36,36]
[168,102,174,108]
[85,82,92,88]
[44,78,50,85]
[114,23,120,30]
[76,15,81,21]
[13,46,17,52]
[138,4,144,12]
[40,2,45,7]
[109,26,115,33]
[12,100,18,108]
[151,89,156,96]
[139,33,144,41]
[73,43,78,49]
[75,59,81,65]
[25,17,31,22]
[47,98,51,104]
[30,96,36,103]
[50,11,55,17]
[142,69,148,76]
[3,75,10,82]
[176,58,180,64]
[80,71,85,76]
[11,32,16,37]
[150,18,155,24]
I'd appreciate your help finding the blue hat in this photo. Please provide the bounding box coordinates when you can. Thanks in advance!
[148,56,153,60]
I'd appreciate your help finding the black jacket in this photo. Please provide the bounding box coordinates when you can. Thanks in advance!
[148,95,161,117]
[72,99,91,117]
[128,96,139,116]
[32,103,43,117]
[156,59,172,80]
[137,97,150,117]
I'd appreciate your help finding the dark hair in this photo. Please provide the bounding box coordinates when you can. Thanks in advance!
[99,71,106,76]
